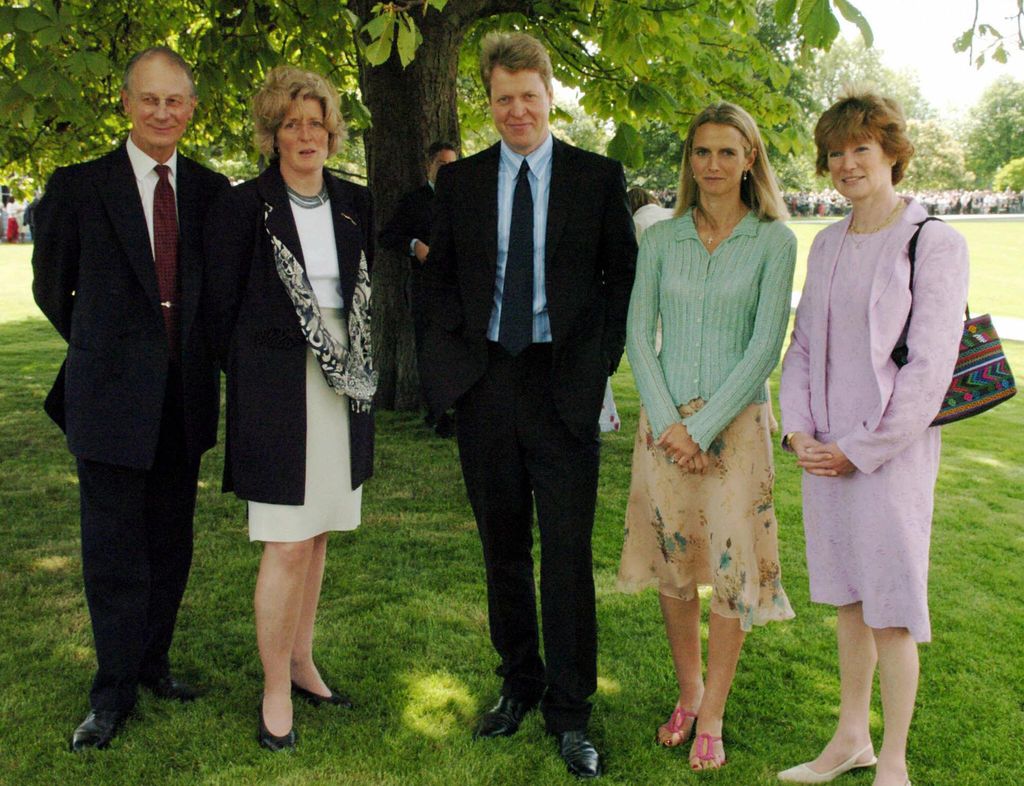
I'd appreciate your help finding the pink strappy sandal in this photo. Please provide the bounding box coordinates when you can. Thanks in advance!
[691,732,726,769]
[656,706,697,747]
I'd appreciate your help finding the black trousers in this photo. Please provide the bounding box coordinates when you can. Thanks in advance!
[76,370,200,712]
[456,342,600,733]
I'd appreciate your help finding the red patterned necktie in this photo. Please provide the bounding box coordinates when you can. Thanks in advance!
[153,164,180,355]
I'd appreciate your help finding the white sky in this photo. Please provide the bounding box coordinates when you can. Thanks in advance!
[838,0,1023,118]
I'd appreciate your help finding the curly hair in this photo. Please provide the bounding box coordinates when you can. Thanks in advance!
[252,65,345,159]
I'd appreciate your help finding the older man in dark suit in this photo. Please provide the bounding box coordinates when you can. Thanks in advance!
[420,32,636,779]
[32,46,228,751]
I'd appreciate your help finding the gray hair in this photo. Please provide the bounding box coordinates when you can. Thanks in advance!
[122,47,196,97]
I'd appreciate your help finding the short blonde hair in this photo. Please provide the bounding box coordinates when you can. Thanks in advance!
[675,102,788,221]
[252,65,345,159]
[814,90,914,185]
[479,32,553,97]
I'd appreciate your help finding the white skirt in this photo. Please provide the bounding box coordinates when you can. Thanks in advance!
[248,309,362,542]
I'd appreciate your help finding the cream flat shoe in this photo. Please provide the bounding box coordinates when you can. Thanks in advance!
[777,743,877,783]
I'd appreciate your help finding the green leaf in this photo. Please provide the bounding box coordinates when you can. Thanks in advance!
[426,0,447,11]
[19,69,51,98]
[35,24,60,46]
[363,18,396,66]
[797,0,841,50]
[607,122,644,168]
[993,44,1008,64]
[15,7,51,33]
[83,51,111,77]
[833,0,873,47]
[0,7,18,34]
[21,102,35,127]
[362,12,392,40]
[953,28,974,53]
[396,14,419,68]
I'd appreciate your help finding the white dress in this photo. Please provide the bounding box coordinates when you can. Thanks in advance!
[248,200,362,542]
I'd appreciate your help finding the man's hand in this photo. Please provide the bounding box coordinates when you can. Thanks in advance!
[413,239,430,263]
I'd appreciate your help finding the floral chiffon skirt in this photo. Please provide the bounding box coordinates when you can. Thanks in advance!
[617,399,794,630]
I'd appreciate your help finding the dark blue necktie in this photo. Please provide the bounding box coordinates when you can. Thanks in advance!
[499,159,534,356]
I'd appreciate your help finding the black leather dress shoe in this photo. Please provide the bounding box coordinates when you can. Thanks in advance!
[70,709,127,752]
[557,730,602,779]
[474,695,536,739]
[141,675,199,702]
[258,701,297,752]
[291,680,354,709]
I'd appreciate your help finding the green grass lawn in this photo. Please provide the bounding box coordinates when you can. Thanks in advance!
[1,233,1022,784]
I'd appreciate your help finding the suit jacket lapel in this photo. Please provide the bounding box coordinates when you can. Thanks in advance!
[257,164,305,272]
[475,144,500,280]
[544,137,573,268]
[176,155,204,339]
[99,145,162,309]
[810,214,852,434]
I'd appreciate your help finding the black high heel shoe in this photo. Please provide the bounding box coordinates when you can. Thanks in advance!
[257,699,297,751]
[291,680,354,709]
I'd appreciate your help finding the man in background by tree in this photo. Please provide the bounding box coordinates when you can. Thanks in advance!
[379,140,459,437]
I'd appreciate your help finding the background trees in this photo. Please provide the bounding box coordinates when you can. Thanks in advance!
[1,0,1020,407]
[962,77,1024,187]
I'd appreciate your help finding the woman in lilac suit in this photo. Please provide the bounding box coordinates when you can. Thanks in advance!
[778,92,968,786]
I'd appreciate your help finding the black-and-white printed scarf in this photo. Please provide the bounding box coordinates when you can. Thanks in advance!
[264,203,376,412]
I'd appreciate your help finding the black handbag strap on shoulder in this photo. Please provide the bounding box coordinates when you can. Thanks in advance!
[891,217,948,367]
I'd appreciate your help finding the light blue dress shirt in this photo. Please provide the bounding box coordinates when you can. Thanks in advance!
[487,133,553,343]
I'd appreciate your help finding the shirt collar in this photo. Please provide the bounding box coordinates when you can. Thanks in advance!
[675,207,759,240]
[126,135,178,182]
[499,132,553,180]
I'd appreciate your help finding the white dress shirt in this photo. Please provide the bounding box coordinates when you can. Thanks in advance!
[125,136,178,259]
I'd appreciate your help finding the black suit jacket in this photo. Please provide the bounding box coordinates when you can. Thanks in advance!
[204,163,375,504]
[377,183,433,263]
[31,144,229,469]
[420,137,637,440]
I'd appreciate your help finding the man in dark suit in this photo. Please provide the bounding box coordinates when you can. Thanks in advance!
[31,46,229,751]
[378,140,458,437]
[420,32,636,779]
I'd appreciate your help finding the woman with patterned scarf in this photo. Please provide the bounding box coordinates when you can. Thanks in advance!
[205,65,375,752]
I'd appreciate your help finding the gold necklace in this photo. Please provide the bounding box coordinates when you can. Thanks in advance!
[849,200,904,235]
[697,209,746,248]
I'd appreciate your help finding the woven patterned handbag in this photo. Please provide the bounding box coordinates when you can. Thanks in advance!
[891,218,1017,426]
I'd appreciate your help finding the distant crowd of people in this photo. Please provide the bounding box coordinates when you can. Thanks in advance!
[783,187,1024,217]
[0,194,38,242]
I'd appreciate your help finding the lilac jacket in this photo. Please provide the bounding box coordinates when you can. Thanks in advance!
[780,200,969,473]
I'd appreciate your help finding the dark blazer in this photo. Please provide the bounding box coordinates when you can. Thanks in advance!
[31,144,229,468]
[377,183,433,262]
[204,163,374,504]
[420,137,637,440]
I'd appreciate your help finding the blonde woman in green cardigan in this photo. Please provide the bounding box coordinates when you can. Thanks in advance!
[618,103,796,771]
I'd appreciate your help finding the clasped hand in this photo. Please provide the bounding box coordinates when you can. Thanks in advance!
[789,433,856,477]
[656,423,710,474]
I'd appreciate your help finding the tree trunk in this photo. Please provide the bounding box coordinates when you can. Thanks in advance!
[358,14,466,410]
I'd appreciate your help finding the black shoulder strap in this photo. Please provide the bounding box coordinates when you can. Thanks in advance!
[891,217,943,367]
[906,216,943,287]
